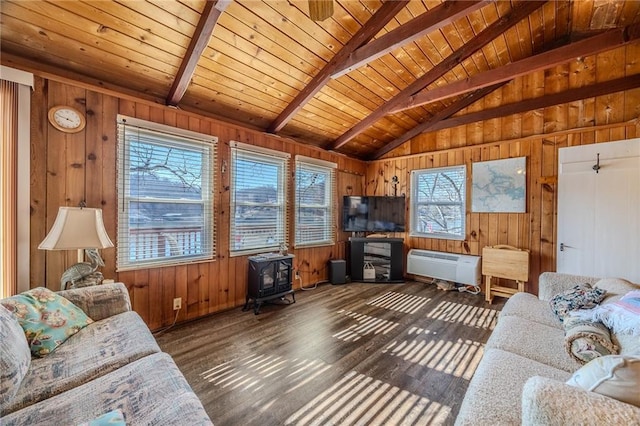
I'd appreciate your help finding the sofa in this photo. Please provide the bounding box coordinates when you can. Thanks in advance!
[0,282,212,425]
[456,272,640,425]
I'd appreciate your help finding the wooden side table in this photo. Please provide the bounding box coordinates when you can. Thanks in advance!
[482,245,529,304]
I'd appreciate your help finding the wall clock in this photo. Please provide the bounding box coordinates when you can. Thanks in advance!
[48,105,86,133]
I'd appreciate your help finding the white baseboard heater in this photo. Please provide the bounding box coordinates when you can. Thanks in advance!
[407,249,481,286]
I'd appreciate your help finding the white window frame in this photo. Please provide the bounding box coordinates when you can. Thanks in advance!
[116,115,216,270]
[410,165,466,240]
[230,142,289,257]
[294,156,336,248]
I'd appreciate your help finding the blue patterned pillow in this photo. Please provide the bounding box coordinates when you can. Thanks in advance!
[549,283,606,322]
[1,287,93,357]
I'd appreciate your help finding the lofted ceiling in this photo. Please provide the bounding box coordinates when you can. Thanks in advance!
[1,0,640,160]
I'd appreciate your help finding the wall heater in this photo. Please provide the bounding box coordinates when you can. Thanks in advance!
[407,249,481,286]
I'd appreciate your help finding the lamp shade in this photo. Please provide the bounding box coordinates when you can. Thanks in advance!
[39,207,114,250]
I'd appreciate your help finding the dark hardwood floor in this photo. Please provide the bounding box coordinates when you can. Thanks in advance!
[156,281,505,426]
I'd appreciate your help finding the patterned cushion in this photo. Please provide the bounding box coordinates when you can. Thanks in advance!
[0,287,93,357]
[567,355,640,407]
[77,409,125,426]
[4,311,160,415]
[1,353,213,426]
[563,315,618,364]
[549,283,607,322]
[0,306,31,406]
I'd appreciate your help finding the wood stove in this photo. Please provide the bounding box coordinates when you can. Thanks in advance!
[243,254,295,314]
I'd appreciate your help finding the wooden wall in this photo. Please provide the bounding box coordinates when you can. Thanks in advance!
[367,44,640,295]
[28,44,639,328]
[29,77,366,330]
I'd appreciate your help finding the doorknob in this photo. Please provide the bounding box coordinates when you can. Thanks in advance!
[560,243,574,251]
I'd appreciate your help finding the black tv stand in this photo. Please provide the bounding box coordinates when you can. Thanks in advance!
[349,237,403,283]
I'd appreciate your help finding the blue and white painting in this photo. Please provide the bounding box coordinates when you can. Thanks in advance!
[472,157,526,213]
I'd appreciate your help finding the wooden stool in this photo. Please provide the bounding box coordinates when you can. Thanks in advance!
[482,245,529,304]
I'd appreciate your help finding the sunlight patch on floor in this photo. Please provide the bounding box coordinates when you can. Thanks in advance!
[285,370,451,425]
[382,327,484,380]
[366,291,430,313]
[199,354,331,394]
[425,300,499,329]
[332,309,399,342]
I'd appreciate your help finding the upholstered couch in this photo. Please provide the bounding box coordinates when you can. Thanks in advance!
[0,282,212,425]
[456,272,640,425]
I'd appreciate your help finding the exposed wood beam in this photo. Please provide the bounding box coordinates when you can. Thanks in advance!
[331,0,489,78]
[393,23,640,112]
[266,0,409,134]
[328,0,546,151]
[166,0,230,106]
[426,74,640,132]
[376,74,640,159]
[372,84,505,159]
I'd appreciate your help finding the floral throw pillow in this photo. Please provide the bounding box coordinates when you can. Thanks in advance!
[0,287,93,357]
[549,283,607,322]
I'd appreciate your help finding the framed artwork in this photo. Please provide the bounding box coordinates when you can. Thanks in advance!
[472,157,526,213]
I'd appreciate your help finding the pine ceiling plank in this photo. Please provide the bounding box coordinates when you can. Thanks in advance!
[428,74,640,133]
[619,0,640,25]
[373,83,505,159]
[394,24,640,111]
[263,0,347,53]
[267,0,409,134]
[1,2,179,76]
[0,14,173,95]
[221,5,326,75]
[591,0,623,29]
[554,0,572,39]
[207,24,310,88]
[332,0,488,77]
[167,0,229,106]
[48,1,188,57]
[571,0,594,32]
[528,8,546,53]
[328,0,547,150]
[541,1,558,46]
[110,0,198,37]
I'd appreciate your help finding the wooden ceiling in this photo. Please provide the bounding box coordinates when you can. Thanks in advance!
[2,0,640,159]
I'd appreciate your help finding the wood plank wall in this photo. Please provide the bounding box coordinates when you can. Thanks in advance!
[28,44,639,329]
[29,78,366,330]
[367,45,640,295]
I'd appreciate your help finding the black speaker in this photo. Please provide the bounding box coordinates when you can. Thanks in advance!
[329,260,346,285]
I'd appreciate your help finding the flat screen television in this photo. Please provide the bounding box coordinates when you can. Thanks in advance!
[342,195,406,232]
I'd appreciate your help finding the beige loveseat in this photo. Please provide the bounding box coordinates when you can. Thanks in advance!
[456,272,640,425]
[0,283,212,425]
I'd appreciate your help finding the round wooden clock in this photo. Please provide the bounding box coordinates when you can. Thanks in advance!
[48,105,86,133]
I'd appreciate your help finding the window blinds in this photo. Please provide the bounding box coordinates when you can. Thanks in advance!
[116,116,216,270]
[295,156,336,247]
[411,165,466,240]
[230,142,289,256]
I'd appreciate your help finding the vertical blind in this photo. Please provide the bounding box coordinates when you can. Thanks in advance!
[230,142,289,256]
[0,79,18,297]
[116,116,216,270]
[295,156,336,247]
[411,165,466,240]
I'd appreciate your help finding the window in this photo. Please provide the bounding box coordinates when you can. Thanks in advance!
[295,157,336,247]
[117,116,216,270]
[411,165,466,240]
[230,142,289,256]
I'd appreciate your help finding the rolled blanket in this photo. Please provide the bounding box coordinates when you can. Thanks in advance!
[563,315,618,364]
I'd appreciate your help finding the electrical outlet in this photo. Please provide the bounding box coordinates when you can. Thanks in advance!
[173,297,182,311]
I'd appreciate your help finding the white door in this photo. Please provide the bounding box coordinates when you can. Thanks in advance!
[557,139,640,282]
